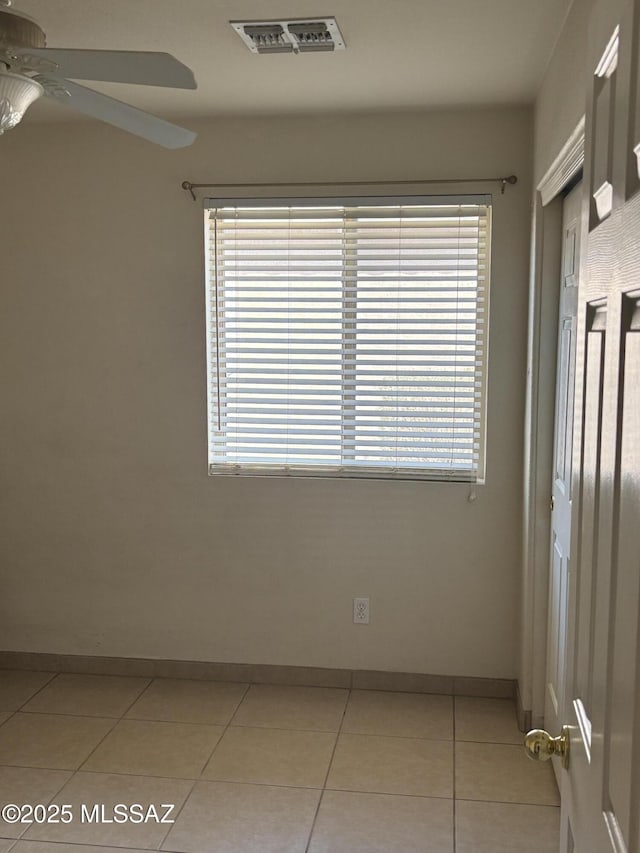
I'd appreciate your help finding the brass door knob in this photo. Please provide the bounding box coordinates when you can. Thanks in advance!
[524,725,570,769]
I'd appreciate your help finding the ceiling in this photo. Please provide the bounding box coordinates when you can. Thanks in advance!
[14,0,572,123]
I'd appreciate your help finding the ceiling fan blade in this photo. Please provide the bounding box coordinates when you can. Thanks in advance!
[18,48,196,89]
[40,77,197,149]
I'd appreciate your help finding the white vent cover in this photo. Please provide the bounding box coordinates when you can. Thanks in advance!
[231,17,345,54]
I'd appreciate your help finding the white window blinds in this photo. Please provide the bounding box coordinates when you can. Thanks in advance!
[205,196,490,482]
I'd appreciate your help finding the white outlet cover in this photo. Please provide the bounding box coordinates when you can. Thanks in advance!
[353,597,370,624]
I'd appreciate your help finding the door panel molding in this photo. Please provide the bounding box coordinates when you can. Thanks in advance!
[545,184,582,751]
[590,27,620,224]
[573,300,607,730]
[603,293,640,850]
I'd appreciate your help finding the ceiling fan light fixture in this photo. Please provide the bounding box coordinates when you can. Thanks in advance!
[0,5,197,147]
[0,70,42,134]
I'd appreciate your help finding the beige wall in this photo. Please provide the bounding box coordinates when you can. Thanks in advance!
[534,0,590,182]
[0,107,531,677]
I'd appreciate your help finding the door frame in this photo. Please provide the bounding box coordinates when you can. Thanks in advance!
[519,118,586,730]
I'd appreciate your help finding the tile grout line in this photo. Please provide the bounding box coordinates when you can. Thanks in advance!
[303,686,350,853]
[75,679,252,851]
[0,764,462,798]
[160,684,278,853]
[11,670,151,720]
[452,694,457,853]
[307,785,453,801]
[19,677,153,848]
[150,680,252,851]
[155,776,199,853]
[104,670,190,852]
[225,683,254,729]
[17,708,253,728]
[120,675,157,718]
[15,765,76,844]
[6,837,151,851]
[229,719,455,739]
[193,682,251,780]
[0,753,559,808]
[9,708,480,740]
[26,719,121,846]
[11,671,59,714]
[72,717,121,772]
[0,711,16,729]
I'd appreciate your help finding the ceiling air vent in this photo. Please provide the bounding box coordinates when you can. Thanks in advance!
[231,18,346,54]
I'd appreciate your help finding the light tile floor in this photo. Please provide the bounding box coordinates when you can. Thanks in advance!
[0,670,560,852]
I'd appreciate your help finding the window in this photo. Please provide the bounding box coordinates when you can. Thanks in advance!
[204,195,490,482]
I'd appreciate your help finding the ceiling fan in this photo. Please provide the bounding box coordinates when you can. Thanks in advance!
[0,0,197,148]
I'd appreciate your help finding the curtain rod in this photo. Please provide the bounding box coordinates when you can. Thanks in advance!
[181,174,517,201]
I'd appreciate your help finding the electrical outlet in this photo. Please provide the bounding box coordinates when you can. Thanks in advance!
[353,596,370,624]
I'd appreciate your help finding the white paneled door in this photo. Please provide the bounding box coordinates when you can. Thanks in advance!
[555,1,640,850]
